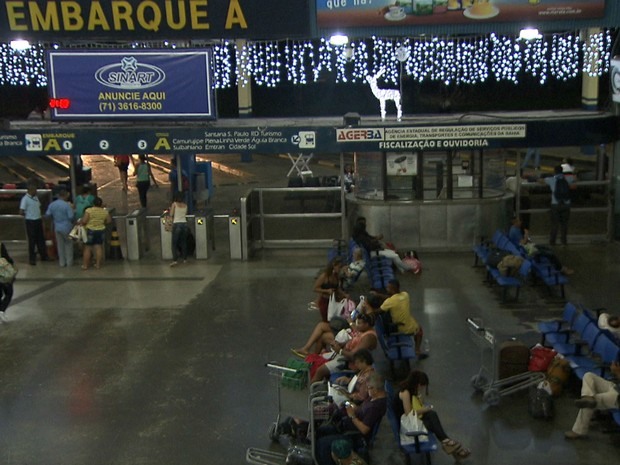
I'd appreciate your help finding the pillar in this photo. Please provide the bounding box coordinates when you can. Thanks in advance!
[581,28,601,156]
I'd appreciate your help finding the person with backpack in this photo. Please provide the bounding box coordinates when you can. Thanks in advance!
[543,165,575,246]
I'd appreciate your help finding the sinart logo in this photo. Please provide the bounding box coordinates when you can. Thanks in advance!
[95,57,166,90]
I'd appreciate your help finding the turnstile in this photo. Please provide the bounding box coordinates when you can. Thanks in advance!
[126,209,148,261]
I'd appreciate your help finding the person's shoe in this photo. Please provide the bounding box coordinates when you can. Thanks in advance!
[0,312,8,323]
[29,260,36,266]
[170,261,178,267]
[561,267,575,275]
[564,430,586,440]
[575,396,596,409]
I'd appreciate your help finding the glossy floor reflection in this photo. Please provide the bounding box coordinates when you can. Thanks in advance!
[1,242,620,465]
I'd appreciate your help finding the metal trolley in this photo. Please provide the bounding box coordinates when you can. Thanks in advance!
[246,361,332,465]
[467,318,545,406]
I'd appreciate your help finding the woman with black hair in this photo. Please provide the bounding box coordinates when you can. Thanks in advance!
[398,370,471,461]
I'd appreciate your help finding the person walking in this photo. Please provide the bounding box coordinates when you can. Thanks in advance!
[169,192,188,267]
[19,182,49,265]
[114,155,131,191]
[45,189,75,267]
[134,155,151,208]
[543,165,575,246]
[81,197,112,270]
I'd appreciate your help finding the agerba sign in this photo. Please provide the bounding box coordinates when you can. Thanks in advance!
[0,0,311,40]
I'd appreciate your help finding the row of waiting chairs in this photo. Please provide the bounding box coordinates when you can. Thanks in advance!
[473,229,569,302]
[326,239,395,292]
[538,302,620,429]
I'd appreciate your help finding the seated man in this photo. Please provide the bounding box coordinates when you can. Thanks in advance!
[316,372,387,465]
[508,217,574,275]
[352,217,414,273]
[565,361,620,439]
[373,279,426,358]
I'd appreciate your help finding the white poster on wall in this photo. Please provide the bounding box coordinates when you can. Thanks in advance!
[386,154,417,176]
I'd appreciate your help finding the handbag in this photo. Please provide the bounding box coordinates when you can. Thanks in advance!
[327,293,345,321]
[399,410,429,445]
[69,224,88,242]
[163,213,173,232]
[335,328,352,345]
[0,257,18,284]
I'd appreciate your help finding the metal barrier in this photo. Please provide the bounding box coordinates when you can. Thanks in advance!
[238,185,345,259]
[159,212,173,260]
[194,209,214,259]
[125,208,148,261]
[158,212,214,260]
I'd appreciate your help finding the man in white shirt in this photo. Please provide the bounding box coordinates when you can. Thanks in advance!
[19,183,49,265]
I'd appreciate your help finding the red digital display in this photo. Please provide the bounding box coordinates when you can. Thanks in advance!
[49,98,71,110]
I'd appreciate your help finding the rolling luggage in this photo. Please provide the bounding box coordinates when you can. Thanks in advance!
[498,340,530,379]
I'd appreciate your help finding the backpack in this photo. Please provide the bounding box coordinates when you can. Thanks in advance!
[528,386,554,420]
[553,176,571,204]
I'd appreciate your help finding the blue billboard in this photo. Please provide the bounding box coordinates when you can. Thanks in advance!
[47,49,216,121]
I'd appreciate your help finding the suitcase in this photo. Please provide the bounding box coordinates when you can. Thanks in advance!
[498,339,530,379]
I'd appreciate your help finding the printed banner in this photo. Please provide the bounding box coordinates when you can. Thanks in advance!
[317,0,606,28]
[47,50,216,121]
[0,0,310,40]
[0,126,324,155]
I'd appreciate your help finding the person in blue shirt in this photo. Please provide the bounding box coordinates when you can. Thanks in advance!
[543,165,575,246]
[45,189,75,267]
[19,183,49,265]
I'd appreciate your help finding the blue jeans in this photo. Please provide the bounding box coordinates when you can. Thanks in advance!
[521,148,541,169]
[172,223,188,261]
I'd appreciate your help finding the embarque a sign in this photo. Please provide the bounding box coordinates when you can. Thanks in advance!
[0,0,311,39]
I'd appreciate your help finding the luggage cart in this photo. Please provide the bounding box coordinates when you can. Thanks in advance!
[467,318,545,406]
[246,361,332,465]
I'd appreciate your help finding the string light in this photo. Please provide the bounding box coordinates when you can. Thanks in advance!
[0,30,614,89]
[0,43,47,86]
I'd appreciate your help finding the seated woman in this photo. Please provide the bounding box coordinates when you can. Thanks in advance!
[292,313,377,383]
[398,370,470,461]
[331,349,375,405]
[341,247,366,291]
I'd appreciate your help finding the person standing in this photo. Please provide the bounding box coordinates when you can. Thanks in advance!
[521,147,541,170]
[169,191,188,267]
[45,189,75,267]
[114,155,131,191]
[19,182,49,265]
[81,197,112,270]
[75,185,95,222]
[543,165,575,246]
[135,155,151,208]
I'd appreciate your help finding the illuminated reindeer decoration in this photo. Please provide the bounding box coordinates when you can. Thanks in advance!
[365,69,402,121]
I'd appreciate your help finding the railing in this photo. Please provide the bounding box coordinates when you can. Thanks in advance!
[240,185,345,256]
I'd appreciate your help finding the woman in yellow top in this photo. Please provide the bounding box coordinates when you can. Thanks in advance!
[398,370,471,461]
[81,197,112,270]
